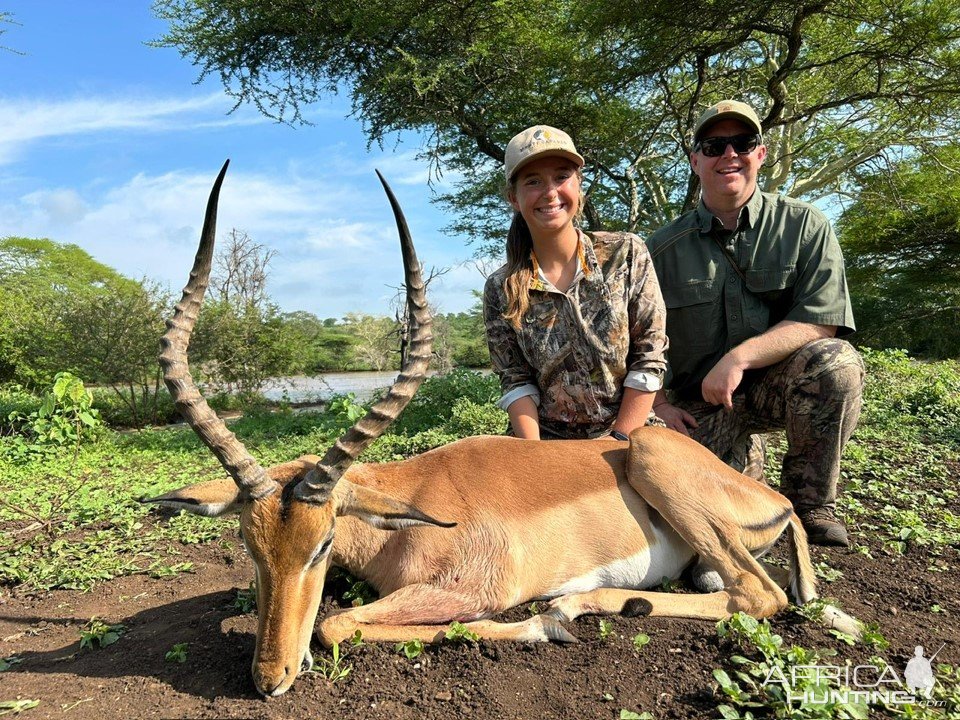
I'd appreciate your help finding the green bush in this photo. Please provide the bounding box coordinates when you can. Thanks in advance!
[443,397,508,437]
[360,385,506,462]
[361,428,461,462]
[4,372,103,458]
[451,338,490,368]
[392,370,501,435]
[91,385,263,430]
[90,386,180,428]
[229,405,331,443]
[0,385,42,435]
[860,348,960,441]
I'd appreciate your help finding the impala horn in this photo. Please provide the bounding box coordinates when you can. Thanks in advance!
[294,171,433,503]
[159,160,279,500]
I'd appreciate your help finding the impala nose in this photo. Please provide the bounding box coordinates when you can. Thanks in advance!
[253,665,292,697]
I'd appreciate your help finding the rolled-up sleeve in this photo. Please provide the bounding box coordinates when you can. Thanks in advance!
[483,274,540,409]
[626,239,669,384]
[623,370,662,392]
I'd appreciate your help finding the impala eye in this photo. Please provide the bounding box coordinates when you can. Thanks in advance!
[309,534,334,567]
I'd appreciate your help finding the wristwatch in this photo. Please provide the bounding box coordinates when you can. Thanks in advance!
[610,430,629,442]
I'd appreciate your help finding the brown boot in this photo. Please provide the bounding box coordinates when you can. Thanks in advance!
[799,507,849,547]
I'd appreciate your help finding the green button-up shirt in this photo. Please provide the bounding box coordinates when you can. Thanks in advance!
[646,190,855,401]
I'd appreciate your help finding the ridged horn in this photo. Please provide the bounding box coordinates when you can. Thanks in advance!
[295,171,433,503]
[159,160,278,500]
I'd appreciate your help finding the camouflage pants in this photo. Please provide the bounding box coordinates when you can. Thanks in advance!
[671,339,864,513]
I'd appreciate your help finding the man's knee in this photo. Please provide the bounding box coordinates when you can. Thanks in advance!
[790,338,864,398]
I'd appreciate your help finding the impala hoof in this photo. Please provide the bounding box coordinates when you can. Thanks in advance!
[542,597,576,623]
[530,615,578,643]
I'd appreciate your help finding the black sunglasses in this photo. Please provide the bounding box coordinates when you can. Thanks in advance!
[695,134,762,157]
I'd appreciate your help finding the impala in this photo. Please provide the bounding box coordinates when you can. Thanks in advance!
[148,162,859,697]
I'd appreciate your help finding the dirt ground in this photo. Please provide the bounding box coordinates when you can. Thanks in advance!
[1,516,957,720]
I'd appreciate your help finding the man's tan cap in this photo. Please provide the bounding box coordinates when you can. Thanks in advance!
[504,125,584,181]
[693,100,763,140]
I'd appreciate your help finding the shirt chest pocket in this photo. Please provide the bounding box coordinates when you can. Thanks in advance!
[520,301,564,363]
[661,279,722,351]
[745,267,796,330]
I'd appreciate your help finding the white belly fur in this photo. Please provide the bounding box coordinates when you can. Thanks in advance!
[544,517,695,598]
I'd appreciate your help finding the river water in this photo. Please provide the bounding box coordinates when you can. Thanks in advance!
[261,371,405,404]
[261,369,492,404]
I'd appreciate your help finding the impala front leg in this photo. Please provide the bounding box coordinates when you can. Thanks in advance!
[545,587,739,623]
[317,583,576,646]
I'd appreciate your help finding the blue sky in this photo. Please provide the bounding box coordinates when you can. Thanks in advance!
[0,2,493,319]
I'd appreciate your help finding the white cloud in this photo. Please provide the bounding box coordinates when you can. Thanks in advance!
[0,93,261,164]
[0,87,486,318]
[326,147,466,190]
[303,221,381,250]
[0,164,486,319]
[20,187,89,225]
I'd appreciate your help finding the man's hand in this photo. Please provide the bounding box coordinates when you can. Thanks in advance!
[699,322,835,409]
[654,402,699,436]
[701,353,746,409]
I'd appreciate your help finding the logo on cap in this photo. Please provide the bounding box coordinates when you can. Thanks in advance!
[521,128,553,152]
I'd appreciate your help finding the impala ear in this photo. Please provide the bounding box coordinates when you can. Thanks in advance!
[142,478,244,517]
[333,482,457,531]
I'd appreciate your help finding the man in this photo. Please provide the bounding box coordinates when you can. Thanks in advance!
[647,100,864,557]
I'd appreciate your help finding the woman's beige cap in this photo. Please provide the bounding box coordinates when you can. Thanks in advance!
[504,125,584,181]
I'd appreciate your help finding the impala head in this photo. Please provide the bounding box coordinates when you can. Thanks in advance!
[146,161,448,696]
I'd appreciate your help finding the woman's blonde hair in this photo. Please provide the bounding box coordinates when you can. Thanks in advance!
[501,171,585,329]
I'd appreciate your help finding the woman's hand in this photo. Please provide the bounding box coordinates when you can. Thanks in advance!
[654,402,698,436]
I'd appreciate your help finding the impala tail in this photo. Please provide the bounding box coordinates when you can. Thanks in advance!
[788,512,863,640]
[786,512,816,605]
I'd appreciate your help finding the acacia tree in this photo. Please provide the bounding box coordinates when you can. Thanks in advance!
[212,228,275,306]
[155,0,960,253]
[60,280,172,426]
[340,313,397,371]
[0,237,142,385]
[0,11,20,53]
[0,237,172,425]
[838,147,960,358]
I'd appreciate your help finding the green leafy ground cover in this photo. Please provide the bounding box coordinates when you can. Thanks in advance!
[723,349,960,718]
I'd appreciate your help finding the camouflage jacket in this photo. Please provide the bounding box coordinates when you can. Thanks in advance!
[483,231,668,439]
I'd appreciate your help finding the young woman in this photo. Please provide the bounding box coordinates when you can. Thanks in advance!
[483,125,669,440]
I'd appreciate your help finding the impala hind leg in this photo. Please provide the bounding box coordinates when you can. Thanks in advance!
[317,584,575,646]
[625,428,794,619]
